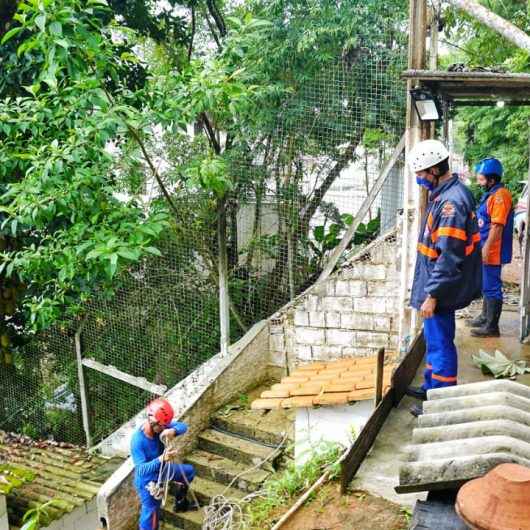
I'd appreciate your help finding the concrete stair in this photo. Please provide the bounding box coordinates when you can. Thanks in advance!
[161,425,281,529]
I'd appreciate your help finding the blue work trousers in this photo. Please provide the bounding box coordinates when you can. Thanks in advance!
[422,311,458,390]
[138,463,196,530]
[482,264,503,301]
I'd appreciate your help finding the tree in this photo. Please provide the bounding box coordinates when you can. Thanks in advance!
[0,0,170,338]
[443,0,530,195]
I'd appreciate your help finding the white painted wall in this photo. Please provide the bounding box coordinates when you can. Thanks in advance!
[295,401,374,467]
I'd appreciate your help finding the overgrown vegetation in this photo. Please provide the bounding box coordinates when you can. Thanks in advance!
[0,0,408,443]
[243,442,343,529]
[443,0,530,194]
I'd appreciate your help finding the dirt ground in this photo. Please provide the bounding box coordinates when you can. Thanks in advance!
[277,482,409,530]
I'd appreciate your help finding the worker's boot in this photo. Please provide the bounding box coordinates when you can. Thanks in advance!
[173,483,198,512]
[466,298,487,328]
[409,403,423,417]
[405,386,427,401]
[470,298,502,338]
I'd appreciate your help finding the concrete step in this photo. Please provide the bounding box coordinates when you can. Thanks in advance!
[212,415,288,446]
[197,429,274,468]
[170,475,245,506]
[423,391,530,416]
[161,507,204,530]
[412,419,530,445]
[427,379,530,401]
[185,449,270,492]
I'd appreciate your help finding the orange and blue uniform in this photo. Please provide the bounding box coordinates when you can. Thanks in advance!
[411,175,482,389]
[477,183,513,300]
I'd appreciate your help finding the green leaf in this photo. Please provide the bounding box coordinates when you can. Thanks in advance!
[144,246,162,257]
[49,21,62,36]
[1,26,23,45]
[314,225,325,242]
[35,14,46,32]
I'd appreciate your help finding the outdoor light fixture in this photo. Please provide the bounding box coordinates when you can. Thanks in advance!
[410,88,442,121]
[497,100,505,108]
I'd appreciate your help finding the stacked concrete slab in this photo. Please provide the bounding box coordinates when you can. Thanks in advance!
[397,380,530,493]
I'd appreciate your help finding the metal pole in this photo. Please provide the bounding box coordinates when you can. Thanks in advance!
[520,120,530,341]
[218,198,230,355]
[75,318,92,448]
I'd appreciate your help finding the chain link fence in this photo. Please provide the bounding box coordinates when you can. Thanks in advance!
[1,38,408,446]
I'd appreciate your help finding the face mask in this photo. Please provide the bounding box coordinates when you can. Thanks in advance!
[416,176,434,191]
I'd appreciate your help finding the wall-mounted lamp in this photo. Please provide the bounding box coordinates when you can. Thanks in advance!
[410,88,442,121]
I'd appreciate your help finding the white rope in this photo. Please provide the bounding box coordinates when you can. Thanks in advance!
[201,433,289,530]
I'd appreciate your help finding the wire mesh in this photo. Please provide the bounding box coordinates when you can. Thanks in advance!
[1,29,408,445]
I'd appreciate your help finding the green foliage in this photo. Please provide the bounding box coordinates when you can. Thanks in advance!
[0,464,35,495]
[21,498,70,530]
[444,1,530,195]
[0,0,170,331]
[244,441,343,529]
[472,349,530,378]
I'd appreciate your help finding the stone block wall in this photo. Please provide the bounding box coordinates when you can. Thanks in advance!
[270,232,399,367]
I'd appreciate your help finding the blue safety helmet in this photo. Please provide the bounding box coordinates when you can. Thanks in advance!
[474,157,503,178]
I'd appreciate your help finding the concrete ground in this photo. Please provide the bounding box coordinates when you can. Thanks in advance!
[351,290,530,508]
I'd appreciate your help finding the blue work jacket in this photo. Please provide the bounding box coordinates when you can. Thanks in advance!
[411,175,482,312]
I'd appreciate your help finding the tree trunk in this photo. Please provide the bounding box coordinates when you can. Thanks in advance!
[447,0,530,52]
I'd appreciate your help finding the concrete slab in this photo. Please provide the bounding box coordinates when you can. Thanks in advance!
[350,302,530,506]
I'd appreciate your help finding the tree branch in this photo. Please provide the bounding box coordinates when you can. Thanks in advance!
[187,5,196,62]
[200,112,222,154]
[206,0,226,38]
[447,0,530,52]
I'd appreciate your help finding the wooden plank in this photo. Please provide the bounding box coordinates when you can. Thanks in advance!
[340,389,394,493]
[340,331,426,492]
[82,358,167,396]
[314,392,351,406]
[401,69,530,84]
[323,381,356,393]
[289,384,323,396]
[347,389,375,401]
[281,376,309,384]
[318,134,406,283]
[374,348,385,407]
[261,389,290,399]
[251,398,283,410]
[391,331,426,405]
[281,396,314,409]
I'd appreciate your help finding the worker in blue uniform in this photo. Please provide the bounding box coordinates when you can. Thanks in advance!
[406,140,482,416]
[467,158,513,337]
[131,398,196,530]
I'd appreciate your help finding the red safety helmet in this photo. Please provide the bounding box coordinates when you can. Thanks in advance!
[146,398,174,426]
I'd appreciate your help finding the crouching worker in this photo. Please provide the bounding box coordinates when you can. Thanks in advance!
[406,140,482,416]
[131,398,196,530]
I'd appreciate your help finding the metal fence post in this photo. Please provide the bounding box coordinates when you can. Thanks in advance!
[75,318,92,448]
[218,198,230,356]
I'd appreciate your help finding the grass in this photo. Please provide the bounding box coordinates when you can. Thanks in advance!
[242,441,343,529]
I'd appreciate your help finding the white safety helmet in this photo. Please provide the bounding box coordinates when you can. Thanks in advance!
[408,140,450,172]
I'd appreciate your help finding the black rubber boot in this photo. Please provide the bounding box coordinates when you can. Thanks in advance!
[405,386,427,401]
[466,298,487,328]
[174,484,198,512]
[470,298,502,338]
[410,403,423,417]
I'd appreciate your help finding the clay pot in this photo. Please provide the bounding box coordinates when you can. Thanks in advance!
[455,463,530,530]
